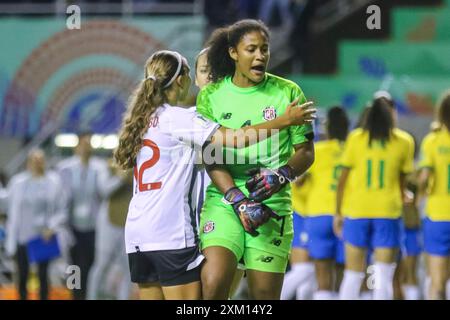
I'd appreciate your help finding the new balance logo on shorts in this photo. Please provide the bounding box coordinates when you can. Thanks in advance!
[256,255,274,263]
[220,112,232,119]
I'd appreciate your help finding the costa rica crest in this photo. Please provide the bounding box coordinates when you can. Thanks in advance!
[203,221,215,233]
[262,106,277,121]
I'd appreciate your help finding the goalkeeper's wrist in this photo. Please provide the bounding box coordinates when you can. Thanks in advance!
[222,187,246,205]
[278,164,296,183]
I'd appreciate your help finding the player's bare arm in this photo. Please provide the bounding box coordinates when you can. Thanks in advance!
[288,141,315,178]
[210,100,316,148]
[334,167,350,238]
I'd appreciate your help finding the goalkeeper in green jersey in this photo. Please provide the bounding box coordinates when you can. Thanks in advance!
[197,19,315,300]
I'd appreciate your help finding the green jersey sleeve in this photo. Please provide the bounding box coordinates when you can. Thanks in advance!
[289,85,314,145]
[196,86,216,122]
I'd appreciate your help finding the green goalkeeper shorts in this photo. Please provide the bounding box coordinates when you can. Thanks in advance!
[199,193,294,273]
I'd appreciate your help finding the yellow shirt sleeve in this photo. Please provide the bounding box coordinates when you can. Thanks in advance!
[340,131,358,168]
[418,133,434,169]
[401,134,415,174]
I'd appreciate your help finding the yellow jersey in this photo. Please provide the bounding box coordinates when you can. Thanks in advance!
[291,177,311,216]
[340,128,415,218]
[418,128,450,221]
[306,139,344,216]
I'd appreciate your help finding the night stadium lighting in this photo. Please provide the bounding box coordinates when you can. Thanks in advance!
[54,134,78,148]
[54,133,118,149]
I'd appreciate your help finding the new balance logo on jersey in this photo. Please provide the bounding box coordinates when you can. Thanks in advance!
[220,112,232,120]
[256,255,274,263]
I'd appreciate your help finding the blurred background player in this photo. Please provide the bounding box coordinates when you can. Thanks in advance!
[304,106,349,300]
[86,159,133,300]
[5,149,67,300]
[57,132,110,300]
[280,175,316,300]
[418,90,450,300]
[394,169,423,300]
[420,120,444,300]
[334,95,415,300]
[378,93,423,300]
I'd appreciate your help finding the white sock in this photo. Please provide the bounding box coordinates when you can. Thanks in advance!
[402,285,420,300]
[339,270,365,300]
[424,276,431,300]
[446,279,450,300]
[313,290,335,300]
[296,276,316,300]
[360,291,373,300]
[280,262,315,300]
[373,262,396,300]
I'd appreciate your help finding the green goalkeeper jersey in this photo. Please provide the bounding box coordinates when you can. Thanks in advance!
[197,73,313,216]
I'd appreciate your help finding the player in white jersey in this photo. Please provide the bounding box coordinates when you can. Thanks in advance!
[113,50,315,300]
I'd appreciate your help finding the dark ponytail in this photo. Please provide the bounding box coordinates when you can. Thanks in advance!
[206,19,270,82]
[327,106,349,142]
[437,90,450,130]
[206,28,234,83]
[364,98,394,146]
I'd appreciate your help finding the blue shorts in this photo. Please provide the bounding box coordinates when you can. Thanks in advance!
[423,217,450,256]
[292,212,308,249]
[343,218,401,249]
[400,221,423,257]
[305,215,345,264]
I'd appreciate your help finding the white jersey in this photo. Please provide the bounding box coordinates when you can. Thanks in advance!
[125,104,219,253]
[196,169,211,215]
[5,171,68,256]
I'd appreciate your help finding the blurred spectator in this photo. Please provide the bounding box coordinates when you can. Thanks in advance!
[5,149,68,300]
[0,171,7,215]
[204,0,239,40]
[235,0,260,19]
[57,132,109,300]
[258,0,293,27]
[0,171,6,188]
[289,0,318,72]
[87,159,132,300]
